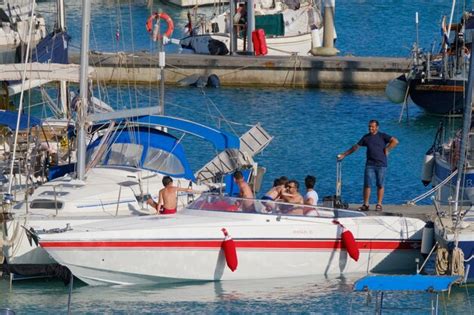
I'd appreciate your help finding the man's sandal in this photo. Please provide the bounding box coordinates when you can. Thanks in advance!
[358,204,369,211]
[375,204,383,211]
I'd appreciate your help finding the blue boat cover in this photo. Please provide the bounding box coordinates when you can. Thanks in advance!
[94,115,241,151]
[0,110,41,130]
[31,31,70,64]
[87,126,196,180]
[353,275,461,292]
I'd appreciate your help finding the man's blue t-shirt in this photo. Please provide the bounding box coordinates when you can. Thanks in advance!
[357,132,392,167]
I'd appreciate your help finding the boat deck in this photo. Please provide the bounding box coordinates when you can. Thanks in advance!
[347,204,434,222]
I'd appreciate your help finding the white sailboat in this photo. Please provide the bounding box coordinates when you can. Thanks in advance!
[430,38,474,283]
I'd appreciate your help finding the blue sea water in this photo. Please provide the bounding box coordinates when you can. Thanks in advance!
[2,0,474,313]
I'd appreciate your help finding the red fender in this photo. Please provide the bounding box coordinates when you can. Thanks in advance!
[257,29,268,56]
[252,30,261,56]
[333,220,359,261]
[221,228,238,271]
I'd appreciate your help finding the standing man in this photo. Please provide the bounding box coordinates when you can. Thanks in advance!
[337,120,398,211]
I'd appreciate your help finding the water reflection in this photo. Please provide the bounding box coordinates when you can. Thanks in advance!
[1,274,472,313]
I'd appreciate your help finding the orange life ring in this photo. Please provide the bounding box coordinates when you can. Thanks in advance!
[146,12,174,41]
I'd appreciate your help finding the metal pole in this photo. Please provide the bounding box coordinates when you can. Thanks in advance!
[67,270,73,315]
[229,0,236,54]
[159,47,165,115]
[77,0,92,180]
[247,0,255,53]
[454,36,474,226]
[115,185,122,216]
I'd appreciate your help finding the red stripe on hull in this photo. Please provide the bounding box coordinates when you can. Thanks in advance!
[40,239,420,250]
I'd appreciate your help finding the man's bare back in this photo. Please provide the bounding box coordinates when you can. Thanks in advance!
[148,176,194,214]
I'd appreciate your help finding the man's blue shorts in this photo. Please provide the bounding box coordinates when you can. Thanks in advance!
[364,165,386,188]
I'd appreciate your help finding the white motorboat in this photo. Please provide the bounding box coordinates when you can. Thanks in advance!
[38,194,425,286]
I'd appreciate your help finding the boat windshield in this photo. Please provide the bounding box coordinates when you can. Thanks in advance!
[187,194,365,218]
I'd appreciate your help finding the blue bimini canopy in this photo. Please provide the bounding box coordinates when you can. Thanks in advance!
[0,110,42,130]
[353,275,462,293]
[131,115,240,151]
[87,126,196,180]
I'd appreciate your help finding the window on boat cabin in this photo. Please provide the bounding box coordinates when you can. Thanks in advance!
[143,147,185,175]
[107,143,144,167]
[30,199,63,210]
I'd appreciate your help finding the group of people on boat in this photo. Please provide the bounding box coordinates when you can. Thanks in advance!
[232,169,319,215]
[147,119,398,215]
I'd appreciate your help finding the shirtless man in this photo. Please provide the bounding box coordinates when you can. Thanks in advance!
[262,177,286,201]
[233,170,254,211]
[147,176,194,214]
[281,180,304,204]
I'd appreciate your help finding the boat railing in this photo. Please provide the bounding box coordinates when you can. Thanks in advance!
[187,193,365,218]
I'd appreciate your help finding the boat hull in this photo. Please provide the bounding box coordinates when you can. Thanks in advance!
[434,220,474,282]
[40,212,425,286]
[409,78,465,115]
[180,32,313,56]
[432,154,474,205]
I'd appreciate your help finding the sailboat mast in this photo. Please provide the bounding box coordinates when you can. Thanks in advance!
[57,0,68,116]
[57,0,65,31]
[77,0,91,180]
[453,37,474,216]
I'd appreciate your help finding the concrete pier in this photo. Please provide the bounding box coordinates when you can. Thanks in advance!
[71,52,411,89]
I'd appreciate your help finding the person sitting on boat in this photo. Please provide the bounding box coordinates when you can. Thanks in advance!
[262,177,287,201]
[303,175,318,206]
[302,175,320,216]
[281,180,304,204]
[233,170,254,212]
[276,179,303,214]
[147,175,195,215]
[260,177,287,213]
[337,119,398,212]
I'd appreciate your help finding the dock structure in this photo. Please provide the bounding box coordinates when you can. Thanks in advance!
[71,52,411,89]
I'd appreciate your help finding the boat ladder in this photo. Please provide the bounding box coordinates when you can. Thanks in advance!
[195,123,273,183]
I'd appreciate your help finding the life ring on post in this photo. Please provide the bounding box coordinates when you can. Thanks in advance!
[146,12,174,41]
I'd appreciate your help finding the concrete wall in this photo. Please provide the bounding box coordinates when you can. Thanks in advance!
[71,52,411,89]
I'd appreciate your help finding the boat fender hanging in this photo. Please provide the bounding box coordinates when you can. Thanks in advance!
[420,221,434,256]
[146,12,174,42]
[251,29,268,56]
[385,74,408,104]
[333,220,359,261]
[257,29,268,56]
[221,228,238,272]
[421,148,435,186]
